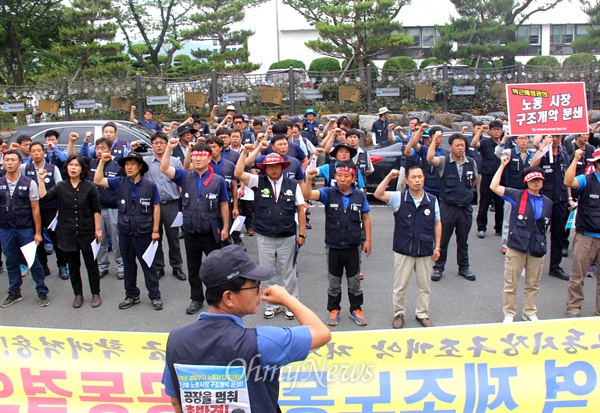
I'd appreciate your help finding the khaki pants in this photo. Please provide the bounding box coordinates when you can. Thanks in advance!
[503,248,544,317]
[567,233,600,315]
[393,253,432,319]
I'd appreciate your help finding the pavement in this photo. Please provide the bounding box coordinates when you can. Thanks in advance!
[0,198,595,333]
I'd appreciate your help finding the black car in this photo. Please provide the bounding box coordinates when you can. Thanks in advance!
[10,120,154,155]
[366,130,459,193]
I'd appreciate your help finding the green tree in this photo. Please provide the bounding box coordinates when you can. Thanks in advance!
[383,56,416,70]
[182,0,266,73]
[525,55,560,69]
[0,0,63,85]
[433,0,565,68]
[308,57,341,72]
[115,0,194,76]
[269,59,306,70]
[282,0,413,78]
[55,0,123,79]
[572,1,600,53]
[562,52,597,67]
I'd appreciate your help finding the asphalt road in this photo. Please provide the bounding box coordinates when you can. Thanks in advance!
[0,198,595,333]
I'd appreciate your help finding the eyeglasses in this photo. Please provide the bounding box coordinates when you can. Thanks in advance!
[152,141,167,145]
[238,281,260,292]
[233,121,243,125]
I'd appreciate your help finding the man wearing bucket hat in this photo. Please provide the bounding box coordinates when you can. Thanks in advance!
[161,245,331,413]
[171,124,197,163]
[565,148,600,318]
[94,151,163,311]
[210,104,236,124]
[491,157,552,323]
[315,141,366,189]
[161,140,230,315]
[371,106,392,145]
[302,108,320,146]
[235,146,306,320]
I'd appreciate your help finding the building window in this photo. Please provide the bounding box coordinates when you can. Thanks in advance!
[516,25,541,56]
[406,28,422,48]
[551,24,590,55]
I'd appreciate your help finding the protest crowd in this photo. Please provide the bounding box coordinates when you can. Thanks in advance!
[1,103,599,330]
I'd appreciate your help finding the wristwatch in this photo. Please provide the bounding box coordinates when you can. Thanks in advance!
[298,234,307,239]
[434,247,441,251]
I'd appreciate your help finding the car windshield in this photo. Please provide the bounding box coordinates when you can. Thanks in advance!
[125,123,154,140]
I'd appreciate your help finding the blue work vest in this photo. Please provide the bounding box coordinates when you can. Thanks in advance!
[324,186,364,248]
[0,176,34,229]
[503,148,532,190]
[507,190,553,257]
[110,139,129,161]
[438,155,475,206]
[88,158,122,209]
[539,146,569,203]
[25,162,58,210]
[393,190,436,257]
[575,174,600,234]
[181,171,223,234]
[254,175,297,238]
[117,177,154,236]
[423,146,450,193]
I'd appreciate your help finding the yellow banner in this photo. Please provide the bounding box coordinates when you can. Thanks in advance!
[1,318,599,412]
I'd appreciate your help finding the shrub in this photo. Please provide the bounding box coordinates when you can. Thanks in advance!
[341,59,377,71]
[420,57,445,69]
[269,59,306,70]
[563,53,597,67]
[383,56,417,70]
[309,57,341,72]
[525,56,560,69]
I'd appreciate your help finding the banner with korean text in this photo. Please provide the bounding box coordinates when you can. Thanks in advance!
[1,318,599,412]
[505,82,589,136]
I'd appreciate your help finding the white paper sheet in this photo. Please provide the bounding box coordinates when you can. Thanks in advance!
[171,211,183,227]
[143,241,159,267]
[230,215,246,234]
[91,238,101,260]
[48,214,58,231]
[20,241,37,269]
[239,187,254,201]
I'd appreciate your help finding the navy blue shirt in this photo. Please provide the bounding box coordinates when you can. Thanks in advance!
[171,168,230,203]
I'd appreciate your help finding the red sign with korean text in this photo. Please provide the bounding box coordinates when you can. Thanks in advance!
[505,82,589,135]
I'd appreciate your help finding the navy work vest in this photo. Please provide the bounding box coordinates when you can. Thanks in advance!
[181,170,223,234]
[393,190,437,257]
[166,317,281,413]
[303,121,320,146]
[438,155,475,206]
[110,139,129,161]
[539,146,569,203]
[117,177,154,236]
[171,145,186,163]
[88,159,123,208]
[575,174,600,234]
[423,146,450,193]
[254,175,297,238]
[503,148,533,190]
[507,190,552,257]
[354,151,368,181]
[212,158,236,199]
[25,162,58,210]
[325,186,364,248]
[0,176,34,229]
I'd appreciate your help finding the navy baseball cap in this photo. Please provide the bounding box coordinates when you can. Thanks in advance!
[200,245,275,288]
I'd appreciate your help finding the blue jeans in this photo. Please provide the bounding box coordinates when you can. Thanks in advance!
[0,228,48,295]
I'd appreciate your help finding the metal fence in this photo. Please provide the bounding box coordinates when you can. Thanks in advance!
[1,62,598,127]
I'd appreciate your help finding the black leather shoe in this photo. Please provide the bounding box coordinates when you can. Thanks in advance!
[186,300,203,315]
[459,269,476,281]
[173,269,187,281]
[431,270,443,282]
[549,267,569,281]
[157,268,165,278]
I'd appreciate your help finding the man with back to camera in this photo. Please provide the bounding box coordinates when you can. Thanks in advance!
[374,164,441,329]
[161,245,331,413]
[427,133,479,282]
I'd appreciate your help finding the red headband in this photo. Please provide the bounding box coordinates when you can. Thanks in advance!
[336,166,356,175]
[192,150,210,157]
[523,171,544,183]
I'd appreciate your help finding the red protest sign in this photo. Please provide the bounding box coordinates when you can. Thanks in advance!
[505,82,588,135]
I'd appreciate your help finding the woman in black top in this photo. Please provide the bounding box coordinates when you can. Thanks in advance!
[38,154,102,308]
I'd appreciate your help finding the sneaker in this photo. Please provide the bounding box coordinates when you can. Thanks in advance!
[522,314,539,322]
[45,246,54,256]
[284,309,295,320]
[566,312,580,318]
[38,293,50,307]
[59,266,69,280]
[587,264,596,278]
[459,269,476,281]
[431,270,443,282]
[186,300,203,315]
[151,298,164,311]
[477,231,486,239]
[99,269,108,279]
[503,316,514,323]
[117,272,125,280]
[1,292,23,308]
[350,309,367,326]
[392,314,404,329]
[263,308,281,319]
[595,311,600,316]
[20,264,28,277]
[328,309,340,326]
[118,296,140,310]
